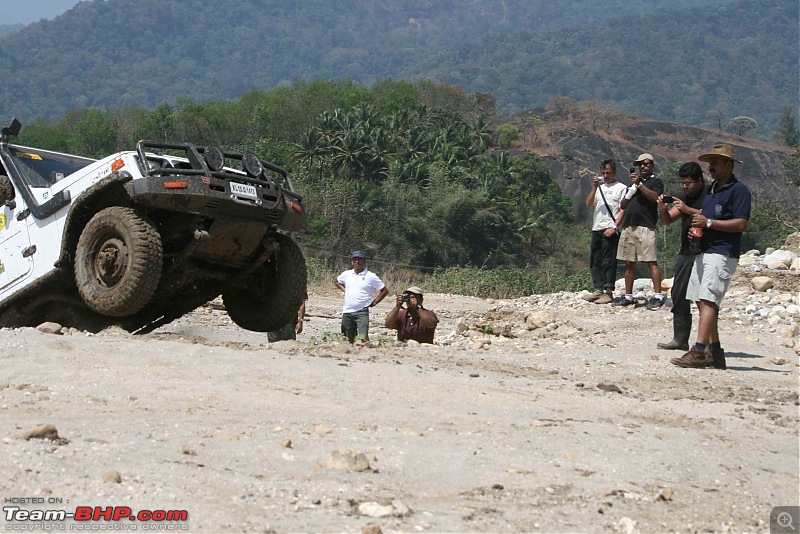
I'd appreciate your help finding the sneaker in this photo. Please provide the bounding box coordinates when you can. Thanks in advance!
[612,296,634,307]
[594,293,613,304]
[646,296,665,310]
[582,290,603,302]
[633,296,649,308]
[671,347,714,368]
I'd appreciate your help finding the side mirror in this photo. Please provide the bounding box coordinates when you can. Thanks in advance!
[0,118,21,144]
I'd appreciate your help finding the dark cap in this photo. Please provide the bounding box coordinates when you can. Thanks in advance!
[351,251,366,259]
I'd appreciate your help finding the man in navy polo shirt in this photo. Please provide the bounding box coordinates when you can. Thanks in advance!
[671,144,751,370]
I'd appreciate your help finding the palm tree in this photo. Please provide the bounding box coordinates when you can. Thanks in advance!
[293,129,327,182]
[329,129,369,179]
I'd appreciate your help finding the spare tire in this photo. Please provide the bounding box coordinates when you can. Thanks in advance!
[74,206,162,317]
[223,233,306,332]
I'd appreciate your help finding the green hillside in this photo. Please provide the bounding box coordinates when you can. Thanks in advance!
[0,0,794,136]
[424,0,798,132]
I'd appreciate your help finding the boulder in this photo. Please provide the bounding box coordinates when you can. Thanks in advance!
[738,255,758,267]
[751,276,774,292]
[525,311,555,330]
[764,249,795,269]
[782,232,800,253]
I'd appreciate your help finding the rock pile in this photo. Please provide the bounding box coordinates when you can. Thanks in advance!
[438,235,800,357]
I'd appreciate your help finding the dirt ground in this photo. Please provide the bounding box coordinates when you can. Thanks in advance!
[1,283,798,533]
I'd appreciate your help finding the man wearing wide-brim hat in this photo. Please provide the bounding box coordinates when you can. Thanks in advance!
[671,144,751,370]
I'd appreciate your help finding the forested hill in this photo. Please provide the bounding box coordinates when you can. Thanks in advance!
[0,24,24,38]
[0,0,795,135]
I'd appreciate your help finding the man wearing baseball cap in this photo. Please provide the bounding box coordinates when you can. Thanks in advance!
[334,251,389,343]
[384,286,439,344]
[671,144,751,370]
[613,153,666,310]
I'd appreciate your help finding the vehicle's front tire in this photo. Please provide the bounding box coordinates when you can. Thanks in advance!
[223,233,306,332]
[75,206,163,317]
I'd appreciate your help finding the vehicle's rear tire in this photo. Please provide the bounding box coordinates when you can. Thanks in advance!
[223,233,306,332]
[75,206,162,317]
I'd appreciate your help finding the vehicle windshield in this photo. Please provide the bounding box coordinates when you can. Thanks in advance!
[7,146,95,187]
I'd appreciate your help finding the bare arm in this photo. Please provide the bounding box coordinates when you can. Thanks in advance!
[295,302,306,334]
[621,169,638,210]
[637,182,661,203]
[614,208,626,228]
[417,308,439,329]
[658,196,680,225]
[371,286,389,307]
[334,278,345,292]
[585,178,598,208]
[384,294,403,329]
[691,214,748,233]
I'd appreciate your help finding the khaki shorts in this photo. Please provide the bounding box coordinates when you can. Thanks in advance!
[686,253,738,306]
[617,226,657,262]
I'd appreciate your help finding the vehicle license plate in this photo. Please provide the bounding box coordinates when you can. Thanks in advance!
[230,181,258,200]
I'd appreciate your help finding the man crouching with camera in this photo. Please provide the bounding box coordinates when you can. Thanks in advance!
[384,286,439,344]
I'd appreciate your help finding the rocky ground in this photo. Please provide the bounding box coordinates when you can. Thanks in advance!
[1,251,799,533]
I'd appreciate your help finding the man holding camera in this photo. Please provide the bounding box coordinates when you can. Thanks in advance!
[613,153,665,309]
[656,162,706,351]
[671,144,751,370]
[583,159,627,304]
[335,251,389,343]
[384,286,439,344]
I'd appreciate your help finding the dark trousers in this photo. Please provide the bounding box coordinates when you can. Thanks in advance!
[590,230,620,293]
[671,253,694,316]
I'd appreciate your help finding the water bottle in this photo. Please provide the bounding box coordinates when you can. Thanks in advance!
[690,226,703,254]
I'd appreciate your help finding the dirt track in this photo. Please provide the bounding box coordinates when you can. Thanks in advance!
[1,287,798,532]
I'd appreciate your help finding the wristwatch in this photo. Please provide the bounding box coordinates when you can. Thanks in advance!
[706,218,713,229]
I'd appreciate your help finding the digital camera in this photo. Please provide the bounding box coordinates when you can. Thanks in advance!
[662,195,675,203]
[402,294,410,302]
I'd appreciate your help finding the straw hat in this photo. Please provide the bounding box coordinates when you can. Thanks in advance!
[698,144,742,163]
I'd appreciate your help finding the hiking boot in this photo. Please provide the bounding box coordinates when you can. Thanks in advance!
[670,347,714,368]
[708,347,727,370]
[646,296,665,311]
[582,290,603,302]
[594,293,613,304]
[612,296,634,307]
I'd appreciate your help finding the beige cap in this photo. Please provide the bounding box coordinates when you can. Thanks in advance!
[404,286,424,296]
[633,153,654,165]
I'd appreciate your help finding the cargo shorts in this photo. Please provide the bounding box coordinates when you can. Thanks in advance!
[686,253,738,307]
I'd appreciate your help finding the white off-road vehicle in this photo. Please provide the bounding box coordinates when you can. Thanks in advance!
[0,118,306,333]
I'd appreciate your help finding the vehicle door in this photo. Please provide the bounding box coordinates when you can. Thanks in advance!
[0,178,33,292]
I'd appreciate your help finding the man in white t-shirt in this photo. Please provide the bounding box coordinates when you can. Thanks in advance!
[334,251,389,343]
[583,159,627,304]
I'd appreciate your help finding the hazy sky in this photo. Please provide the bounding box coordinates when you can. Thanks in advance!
[0,0,83,25]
